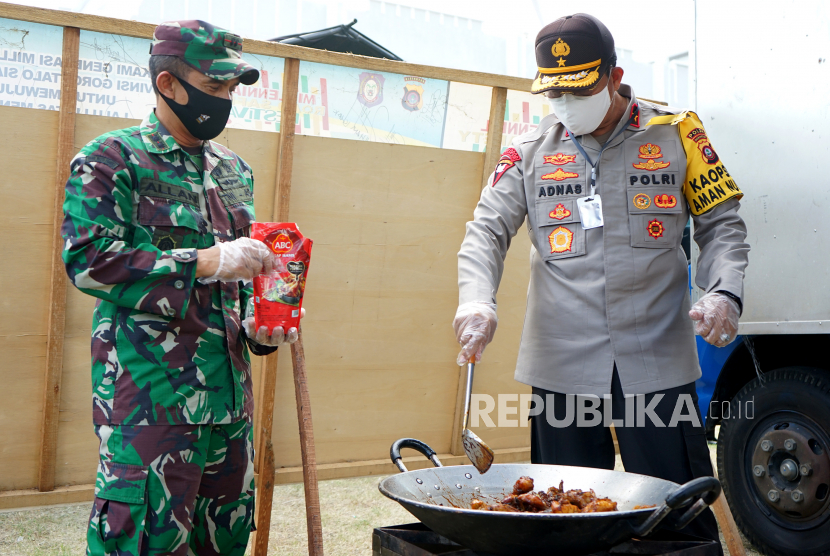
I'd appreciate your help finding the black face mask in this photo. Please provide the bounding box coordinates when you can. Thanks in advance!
[160,74,232,141]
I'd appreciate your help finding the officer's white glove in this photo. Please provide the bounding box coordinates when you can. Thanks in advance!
[689,292,740,348]
[453,301,498,366]
[242,307,305,346]
[200,237,276,283]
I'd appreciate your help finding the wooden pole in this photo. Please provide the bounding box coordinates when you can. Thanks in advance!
[290,328,324,556]
[252,56,302,556]
[38,25,79,493]
[449,86,508,456]
[481,86,508,188]
[710,453,747,556]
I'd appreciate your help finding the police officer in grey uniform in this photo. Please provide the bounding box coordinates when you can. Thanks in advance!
[453,14,749,545]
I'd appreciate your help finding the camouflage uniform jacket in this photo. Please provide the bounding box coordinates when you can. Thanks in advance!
[62,111,276,426]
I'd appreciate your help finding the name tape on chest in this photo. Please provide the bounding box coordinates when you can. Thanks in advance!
[138,177,199,207]
[646,111,743,215]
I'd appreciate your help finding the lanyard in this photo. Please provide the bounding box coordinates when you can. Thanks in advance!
[566,112,637,196]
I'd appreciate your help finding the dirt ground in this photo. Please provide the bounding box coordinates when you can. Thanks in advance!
[0,449,760,555]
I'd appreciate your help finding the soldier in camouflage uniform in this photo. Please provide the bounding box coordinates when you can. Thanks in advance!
[62,20,293,555]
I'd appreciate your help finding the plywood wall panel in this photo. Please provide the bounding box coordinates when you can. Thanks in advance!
[265,135,534,468]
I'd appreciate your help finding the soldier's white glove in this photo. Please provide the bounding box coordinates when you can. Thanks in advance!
[689,292,740,348]
[200,237,276,283]
[453,301,498,366]
[242,308,305,346]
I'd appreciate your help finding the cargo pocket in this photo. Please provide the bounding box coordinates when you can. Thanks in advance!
[87,460,148,556]
[627,188,684,249]
[138,195,206,250]
[534,197,586,260]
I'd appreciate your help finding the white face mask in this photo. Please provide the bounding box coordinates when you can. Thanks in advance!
[547,84,611,136]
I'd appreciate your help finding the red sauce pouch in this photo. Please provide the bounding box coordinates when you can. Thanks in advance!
[251,222,312,333]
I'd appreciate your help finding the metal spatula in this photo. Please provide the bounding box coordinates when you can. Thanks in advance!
[461,359,494,474]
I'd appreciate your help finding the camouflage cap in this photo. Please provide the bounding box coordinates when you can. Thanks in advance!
[151,20,260,86]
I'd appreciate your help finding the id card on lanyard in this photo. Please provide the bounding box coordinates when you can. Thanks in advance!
[566,113,635,230]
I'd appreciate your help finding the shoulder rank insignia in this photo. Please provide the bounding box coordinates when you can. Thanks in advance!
[549,203,571,220]
[544,153,577,165]
[632,143,670,170]
[647,219,665,239]
[629,102,640,128]
[654,194,677,209]
[541,168,579,181]
[633,193,651,209]
[492,147,521,187]
[548,226,574,253]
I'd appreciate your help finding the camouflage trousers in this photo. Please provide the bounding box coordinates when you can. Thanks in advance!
[86,419,255,556]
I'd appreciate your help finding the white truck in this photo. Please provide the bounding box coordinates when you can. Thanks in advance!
[691,1,830,554]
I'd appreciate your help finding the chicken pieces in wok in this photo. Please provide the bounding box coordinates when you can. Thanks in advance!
[470,476,618,514]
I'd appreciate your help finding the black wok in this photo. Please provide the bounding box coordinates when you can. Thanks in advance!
[378,438,721,556]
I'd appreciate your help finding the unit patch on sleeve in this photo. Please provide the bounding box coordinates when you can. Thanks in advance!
[633,193,651,209]
[632,143,670,171]
[541,168,579,181]
[544,153,577,165]
[548,226,574,253]
[647,219,665,239]
[647,111,743,215]
[492,147,522,187]
[548,203,571,220]
[654,194,677,209]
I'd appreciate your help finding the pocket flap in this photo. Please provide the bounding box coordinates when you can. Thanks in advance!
[138,196,205,230]
[627,189,683,214]
[95,460,148,505]
[535,198,580,226]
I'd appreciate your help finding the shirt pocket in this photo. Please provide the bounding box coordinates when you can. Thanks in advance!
[137,195,206,250]
[534,197,586,260]
[627,187,684,249]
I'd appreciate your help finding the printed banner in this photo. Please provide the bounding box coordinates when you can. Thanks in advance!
[0,19,548,152]
[297,61,450,148]
[442,82,551,152]
[0,17,64,110]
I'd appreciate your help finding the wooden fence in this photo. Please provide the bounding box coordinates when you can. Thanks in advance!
[0,1,537,517]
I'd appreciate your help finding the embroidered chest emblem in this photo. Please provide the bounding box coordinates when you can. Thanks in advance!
[548,203,571,220]
[647,219,665,239]
[541,168,579,181]
[633,143,670,171]
[544,153,577,165]
[633,193,651,209]
[548,226,574,253]
[654,194,678,208]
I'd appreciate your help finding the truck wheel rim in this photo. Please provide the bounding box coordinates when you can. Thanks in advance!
[746,411,830,529]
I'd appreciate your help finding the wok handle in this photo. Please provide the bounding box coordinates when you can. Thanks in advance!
[390,438,443,473]
[633,476,722,537]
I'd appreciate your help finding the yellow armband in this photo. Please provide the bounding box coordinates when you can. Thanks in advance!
[647,111,743,215]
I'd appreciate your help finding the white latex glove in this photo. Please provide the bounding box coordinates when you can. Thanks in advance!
[242,308,305,346]
[453,301,498,366]
[689,292,740,347]
[200,237,276,283]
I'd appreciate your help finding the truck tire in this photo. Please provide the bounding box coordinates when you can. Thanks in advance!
[718,367,830,556]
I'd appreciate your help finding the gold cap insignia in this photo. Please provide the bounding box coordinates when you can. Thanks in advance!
[551,38,571,57]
